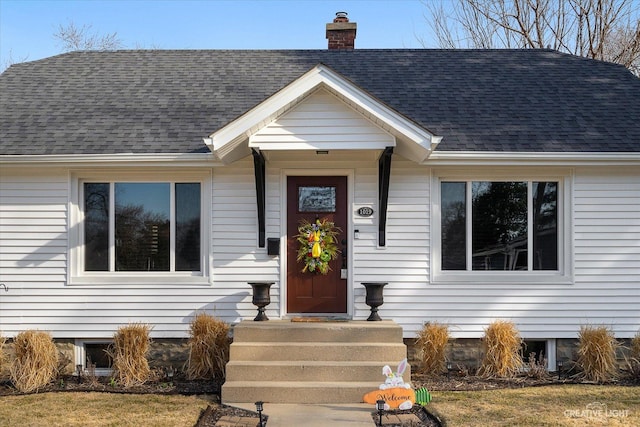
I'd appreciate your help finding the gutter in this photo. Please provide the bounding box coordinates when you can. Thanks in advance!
[424,151,640,166]
[0,152,222,167]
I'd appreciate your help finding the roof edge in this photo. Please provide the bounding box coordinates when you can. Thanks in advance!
[425,151,640,166]
[0,152,220,167]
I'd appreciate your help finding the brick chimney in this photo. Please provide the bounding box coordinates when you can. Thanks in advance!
[326,12,357,50]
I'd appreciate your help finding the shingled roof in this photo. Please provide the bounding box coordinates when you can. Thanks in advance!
[1,49,639,156]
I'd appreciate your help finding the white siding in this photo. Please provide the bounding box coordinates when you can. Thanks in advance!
[0,170,68,286]
[352,159,430,324]
[378,165,640,339]
[0,164,280,338]
[251,89,394,150]
[1,163,638,340]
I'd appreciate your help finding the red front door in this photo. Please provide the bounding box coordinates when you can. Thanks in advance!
[287,176,347,314]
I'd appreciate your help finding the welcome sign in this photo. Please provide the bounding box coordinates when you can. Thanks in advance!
[363,388,416,409]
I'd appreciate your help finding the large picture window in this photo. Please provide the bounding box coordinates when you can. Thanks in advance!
[83,181,201,273]
[441,180,558,272]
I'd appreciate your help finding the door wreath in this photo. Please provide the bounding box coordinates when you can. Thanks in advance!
[295,218,341,274]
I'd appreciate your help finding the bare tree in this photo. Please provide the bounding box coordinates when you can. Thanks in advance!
[423,0,640,75]
[53,21,123,52]
[1,50,30,72]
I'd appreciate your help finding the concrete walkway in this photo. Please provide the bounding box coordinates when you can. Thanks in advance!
[233,402,374,427]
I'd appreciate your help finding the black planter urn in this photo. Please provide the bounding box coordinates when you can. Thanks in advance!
[362,282,387,321]
[249,282,274,321]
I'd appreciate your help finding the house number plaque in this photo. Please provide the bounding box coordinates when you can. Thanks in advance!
[357,207,374,217]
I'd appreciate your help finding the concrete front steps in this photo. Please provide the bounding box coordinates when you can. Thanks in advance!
[221,320,410,404]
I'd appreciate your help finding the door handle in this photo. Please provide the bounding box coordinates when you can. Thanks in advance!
[340,239,348,279]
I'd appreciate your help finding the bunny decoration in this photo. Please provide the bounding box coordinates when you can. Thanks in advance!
[380,358,411,390]
[363,358,415,409]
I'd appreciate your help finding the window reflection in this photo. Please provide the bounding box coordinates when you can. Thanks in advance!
[533,182,557,270]
[176,183,201,271]
[83,181,201,273]
[472,182,528,270]
[84,183,109,271]
[298,186,336,212]
[115,183,170,272]
[440,180,559,272]
[441,182,466,270]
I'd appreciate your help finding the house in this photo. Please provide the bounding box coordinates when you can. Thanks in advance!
[1,13,639,390]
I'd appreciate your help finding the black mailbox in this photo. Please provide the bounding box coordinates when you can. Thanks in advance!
[267,238,280,256]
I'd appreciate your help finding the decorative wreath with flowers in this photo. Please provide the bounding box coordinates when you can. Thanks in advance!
[295,218,341,274]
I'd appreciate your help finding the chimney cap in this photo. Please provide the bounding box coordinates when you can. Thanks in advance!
[334,11,349,22]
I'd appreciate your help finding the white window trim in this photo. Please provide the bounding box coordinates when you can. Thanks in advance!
[430,169,573,285]
[74,339,114,377]
[68,169,212,285]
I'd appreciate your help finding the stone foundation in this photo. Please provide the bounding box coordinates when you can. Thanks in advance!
[405,338,483,373]
[147,339,190,370]
[55,339,75,375]
[2,335,635,381]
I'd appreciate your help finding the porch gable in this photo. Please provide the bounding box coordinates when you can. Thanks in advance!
[204,64,441,164]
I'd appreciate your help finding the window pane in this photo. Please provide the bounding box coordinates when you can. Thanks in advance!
[472,182,527,270]
[85,343,111,369]
[84,183,109,271]
[441,182,466,270]
[298,186,336,212]
[176,183,201,271]
[115,183,170,271]
[533,182,558,270]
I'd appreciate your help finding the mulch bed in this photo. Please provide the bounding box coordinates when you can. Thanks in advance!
[0,373,221,396]
[371,405,443,427]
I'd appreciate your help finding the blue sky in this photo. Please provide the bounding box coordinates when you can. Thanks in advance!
[1,0,434,68]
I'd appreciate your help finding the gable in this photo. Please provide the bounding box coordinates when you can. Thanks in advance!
[249,88,394,151]
[205,64,440,164]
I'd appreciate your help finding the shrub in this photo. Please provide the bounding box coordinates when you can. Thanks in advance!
[9,330,59,393]
[185,313,230,380]
[631,330,640,360]
[525,352,549,379]
[415,322,450,375]
[0,335,6,377]
[576,325,619,383]
[107,323,152,388]
[478,320,523,378]
[624,330,640,380]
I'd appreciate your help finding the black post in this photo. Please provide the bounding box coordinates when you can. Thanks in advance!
[252,149,266,248]
[378,147,393,246]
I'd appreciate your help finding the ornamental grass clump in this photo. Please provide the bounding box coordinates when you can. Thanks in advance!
[478,320,523,378]
[416,322,450,375]
[0,335,7,378]
[631,331,640,359]
[9,330,59,393]
[627,330,640,379]
[576,325,619,383]
[108,323,152,388]
[185,313,230,380]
